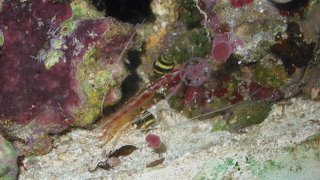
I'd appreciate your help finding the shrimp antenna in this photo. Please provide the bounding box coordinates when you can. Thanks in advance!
[100,19,146,117]
[137,86,265,131]
[116,19,145,64]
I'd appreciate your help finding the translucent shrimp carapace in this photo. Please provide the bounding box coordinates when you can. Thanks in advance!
[98,69,181,142]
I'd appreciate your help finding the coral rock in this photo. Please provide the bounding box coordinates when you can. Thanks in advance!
[0,0,134,155]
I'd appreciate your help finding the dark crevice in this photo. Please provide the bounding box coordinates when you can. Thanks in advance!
[92,0,154,24]
[103,50,143,115]
[120,50,143,102]
[270,0,310,17]
[270,22,315,75]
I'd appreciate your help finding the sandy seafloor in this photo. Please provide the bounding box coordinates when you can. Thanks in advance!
[19,97,320,180]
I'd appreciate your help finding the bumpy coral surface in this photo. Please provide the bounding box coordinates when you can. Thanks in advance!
[0,0,134,155]
[141,0,315,123]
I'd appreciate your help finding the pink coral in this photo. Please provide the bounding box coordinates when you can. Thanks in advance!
[211,41,232,62]
[145,133,161,149]
[211,32,244,62]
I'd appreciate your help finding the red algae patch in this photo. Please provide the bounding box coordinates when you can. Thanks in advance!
[229,0,254,8]
[0,0,109,130]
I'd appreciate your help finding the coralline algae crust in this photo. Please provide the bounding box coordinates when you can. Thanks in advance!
[0,0,132,155]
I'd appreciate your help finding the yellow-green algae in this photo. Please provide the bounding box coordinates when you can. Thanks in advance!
[60,0,105,36]
[41,0,131,128]
[0,31,3,47]
[44,50,64,69]
[73,47,113,126]
[44,0,106,69]
[169,28,211,64]
[73,18,133,126]
[0,135,18,180]
[253,62,288,88]
[178,0,202,29]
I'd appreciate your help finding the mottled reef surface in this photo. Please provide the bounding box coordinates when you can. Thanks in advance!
[1,0,320,179]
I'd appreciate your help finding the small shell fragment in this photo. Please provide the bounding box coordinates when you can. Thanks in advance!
[146,157,165,168]
[108,145,138,158]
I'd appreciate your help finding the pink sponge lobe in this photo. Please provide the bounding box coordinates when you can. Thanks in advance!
[145,133,161,149]
[211,41,232,62]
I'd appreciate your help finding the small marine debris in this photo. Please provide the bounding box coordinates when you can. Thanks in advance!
[88,159,113,172]
[107,145,138,158]
[89,145,138,172]
[146,157,165,168]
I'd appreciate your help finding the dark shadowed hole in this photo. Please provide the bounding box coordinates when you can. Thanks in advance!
[92,0,154,24]
[120,50,142,102]
[270,0,309,16]
[103,50,143,115]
